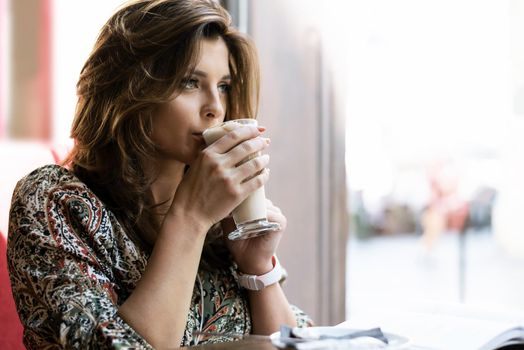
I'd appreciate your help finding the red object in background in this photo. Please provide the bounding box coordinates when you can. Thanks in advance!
[427,159,470,233]
[0,233,24,349]
[38,0,53,140]
[447,201,469,233]
[0,0,5,137]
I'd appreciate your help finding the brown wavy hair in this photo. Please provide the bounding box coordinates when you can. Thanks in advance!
[64,0,260,269]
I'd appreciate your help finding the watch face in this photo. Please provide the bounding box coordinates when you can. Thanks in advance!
[254,279,265,290]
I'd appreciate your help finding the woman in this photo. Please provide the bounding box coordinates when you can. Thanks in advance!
[7,0,311,348]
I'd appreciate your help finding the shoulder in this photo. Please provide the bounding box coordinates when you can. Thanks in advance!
[13,164,88,198]
[11,164,98,212]
[8,165,138,281]
[10,164,107,235]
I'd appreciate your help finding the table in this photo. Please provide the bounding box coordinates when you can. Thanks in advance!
[180,338,434,349]
[176,338,277,349]
[174,302,524,349]
[341,301,524,350]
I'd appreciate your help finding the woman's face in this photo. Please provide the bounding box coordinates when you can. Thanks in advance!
[152,37,231,165]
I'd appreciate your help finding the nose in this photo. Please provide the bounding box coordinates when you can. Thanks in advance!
[202,87,225,120]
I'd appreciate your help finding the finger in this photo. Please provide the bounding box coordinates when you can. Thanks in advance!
[265,198,282,214]
[208,124,262,154]
[267,203,282,215]
[233,154,269,183]
[241,168,270,194]
[225,137,270,168]
[267,210,286,229]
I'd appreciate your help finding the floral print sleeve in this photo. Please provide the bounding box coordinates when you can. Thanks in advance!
[291,304,314,328]
[7,165,152,349]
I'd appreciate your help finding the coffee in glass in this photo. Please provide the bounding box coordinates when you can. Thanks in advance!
[202,118,280,240]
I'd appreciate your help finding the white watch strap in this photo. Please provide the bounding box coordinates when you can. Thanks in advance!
[238,256,283,291]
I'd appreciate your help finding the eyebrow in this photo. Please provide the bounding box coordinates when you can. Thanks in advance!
[192,69,231,80]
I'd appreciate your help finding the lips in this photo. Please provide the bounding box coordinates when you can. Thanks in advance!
[192,132,205,145]
[192,131,204,139]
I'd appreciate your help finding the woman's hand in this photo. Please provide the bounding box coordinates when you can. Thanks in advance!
[225,199,287,275]
[169,124,270,232]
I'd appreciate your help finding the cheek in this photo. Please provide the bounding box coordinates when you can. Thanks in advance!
[222,95,229,116]
[152,110,184,147]
[170,94,199,115]
[156,100,190,130]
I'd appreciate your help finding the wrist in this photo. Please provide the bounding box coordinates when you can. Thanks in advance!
[237,259,274,276]
[164,206,211,238]
[237,256,283,291]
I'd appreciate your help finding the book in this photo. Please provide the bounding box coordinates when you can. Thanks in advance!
[339,302,524,350]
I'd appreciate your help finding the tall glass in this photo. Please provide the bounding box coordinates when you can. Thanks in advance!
[202,118,280,240]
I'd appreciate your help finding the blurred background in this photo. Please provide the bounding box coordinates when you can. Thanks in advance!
[2,0,524,348]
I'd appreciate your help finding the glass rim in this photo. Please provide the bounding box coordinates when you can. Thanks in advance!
[203,118,258,135]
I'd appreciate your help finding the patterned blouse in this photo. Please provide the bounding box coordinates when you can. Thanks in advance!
[7,165,311,349]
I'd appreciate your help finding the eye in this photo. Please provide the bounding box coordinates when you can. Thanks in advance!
[218,82,231,94]
[182,78,199,89]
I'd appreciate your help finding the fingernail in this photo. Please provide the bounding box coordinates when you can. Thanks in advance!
[257,126,267,132]
[263,137,271,145]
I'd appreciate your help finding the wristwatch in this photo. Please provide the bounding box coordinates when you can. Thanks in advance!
[238,256,283,291]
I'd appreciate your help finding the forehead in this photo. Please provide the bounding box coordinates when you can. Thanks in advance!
[195,37,230,73]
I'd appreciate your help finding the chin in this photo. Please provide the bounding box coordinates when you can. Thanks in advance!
[181,149,201,166]
[185,155,200,166]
